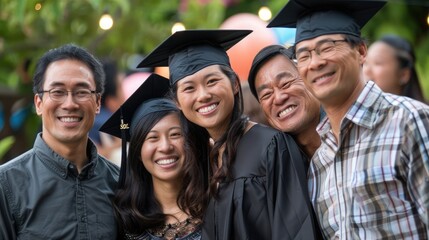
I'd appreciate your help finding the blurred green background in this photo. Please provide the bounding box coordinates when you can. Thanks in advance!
[1,0,428,162]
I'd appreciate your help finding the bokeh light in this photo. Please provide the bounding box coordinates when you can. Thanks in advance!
[99,13,113,30]
[35,3,42,11]
[171,22,186,34]
[258,6,272,22]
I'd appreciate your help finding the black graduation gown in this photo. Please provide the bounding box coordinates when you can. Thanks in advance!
[202,124,320,240]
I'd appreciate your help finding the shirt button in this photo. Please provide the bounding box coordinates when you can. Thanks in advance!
[81,216,86,222]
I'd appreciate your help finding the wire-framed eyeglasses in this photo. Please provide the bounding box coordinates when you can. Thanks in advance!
[295,39,348,68]
[39,88,97,102]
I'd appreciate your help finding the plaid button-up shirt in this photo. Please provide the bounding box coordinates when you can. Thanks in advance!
[309,81,429,239]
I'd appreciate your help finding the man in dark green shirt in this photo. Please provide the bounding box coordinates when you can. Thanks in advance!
[0,44,119,239]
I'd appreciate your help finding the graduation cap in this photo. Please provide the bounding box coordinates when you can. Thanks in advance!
[248,45,294,99]
[267,0,387,43]
[137,29,252,85]
[99,73,177,186]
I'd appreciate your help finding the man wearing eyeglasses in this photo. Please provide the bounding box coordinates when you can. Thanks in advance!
[269,0,429,239]
[0,44,119,239]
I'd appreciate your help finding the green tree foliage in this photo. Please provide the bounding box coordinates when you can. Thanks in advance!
[0,0,428,161]
[0,0,229,89]
[1,0,428,92]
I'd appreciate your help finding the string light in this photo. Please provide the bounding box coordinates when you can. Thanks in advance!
[258,6,272,21]
[99,13,113,30]
[34,3,42,11]
[171,22,186,34]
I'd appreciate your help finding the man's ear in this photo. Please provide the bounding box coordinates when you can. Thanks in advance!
[357,43,367,65]
[95,94,101,114]
[34,94,43,116]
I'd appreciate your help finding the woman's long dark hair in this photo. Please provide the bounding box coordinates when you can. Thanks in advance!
[113,110,207,236]
[378,35,427,103]
[170,65,248,197]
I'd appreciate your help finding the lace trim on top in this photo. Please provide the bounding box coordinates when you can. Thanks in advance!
[147,217,202,239]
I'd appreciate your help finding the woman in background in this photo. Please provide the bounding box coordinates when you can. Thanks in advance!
[364,34,427,103]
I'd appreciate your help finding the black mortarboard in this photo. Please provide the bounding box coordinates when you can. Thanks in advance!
[100,73,174,141]
[248,45,294,100]
[137,29,252,85]
[267,0,387,44]
[99,73,177,186]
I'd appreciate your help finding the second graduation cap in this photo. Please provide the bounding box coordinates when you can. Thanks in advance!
[137,29,252,85]
[99,73,178,186]
[267,0,387,43]
[99,73,176,141]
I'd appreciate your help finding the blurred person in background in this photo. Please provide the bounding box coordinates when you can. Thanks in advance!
[363,34,427,103]
[241,82,268,125]
[89,58,126,165]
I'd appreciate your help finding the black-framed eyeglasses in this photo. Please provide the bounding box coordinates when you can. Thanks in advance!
[39,89,97,102]
[295,39,348,68]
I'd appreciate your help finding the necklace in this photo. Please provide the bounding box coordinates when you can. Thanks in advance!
[148,217,202,240]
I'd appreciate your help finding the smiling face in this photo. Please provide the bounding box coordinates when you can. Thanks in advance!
[254,54,320,135]
[35,59,100,147]
[175,65,237,139]
[141,113,185,184]
[295,34,367,107]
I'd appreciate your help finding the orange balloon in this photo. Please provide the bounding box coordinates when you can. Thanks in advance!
[155,66,170,79]
[220,13,277,82]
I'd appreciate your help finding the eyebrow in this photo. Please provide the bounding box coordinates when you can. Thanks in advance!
[47,81,93,89]
[295,38,337,54]
[256,82,269,96]
[148,125,182,134]
[179,71,223,86]
[256,71,296,94]
[170,126,182,131]
[46,81,93,89]
[203,71,224,80]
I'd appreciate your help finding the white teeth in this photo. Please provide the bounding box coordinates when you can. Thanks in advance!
[314,74,332,83]
[198,104,217,114]
[156,158,177,165]
[278,106,296,118]
[60,117,80,122]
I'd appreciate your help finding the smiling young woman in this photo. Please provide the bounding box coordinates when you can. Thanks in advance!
[101,74,207,240]
[137,29,321,240]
